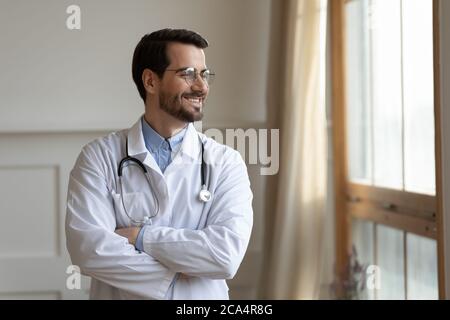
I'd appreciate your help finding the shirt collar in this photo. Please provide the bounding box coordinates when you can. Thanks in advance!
[127,115,200,161]
[141,117,187,152]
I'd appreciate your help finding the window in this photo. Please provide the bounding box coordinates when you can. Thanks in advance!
[331,0,440,299]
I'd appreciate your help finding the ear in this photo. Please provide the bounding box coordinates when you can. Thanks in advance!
[142,69,159,95]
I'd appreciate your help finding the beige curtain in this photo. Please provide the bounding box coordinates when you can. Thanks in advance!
[264,0,328,299]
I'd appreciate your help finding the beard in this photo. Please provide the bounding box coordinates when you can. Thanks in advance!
[158,90,205,122]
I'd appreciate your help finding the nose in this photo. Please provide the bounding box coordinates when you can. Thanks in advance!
[191,74,209,93]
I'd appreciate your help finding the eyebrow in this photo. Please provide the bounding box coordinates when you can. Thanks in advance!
[173,67,209,72]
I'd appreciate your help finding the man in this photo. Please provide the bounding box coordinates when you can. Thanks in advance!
[65,28,253,299]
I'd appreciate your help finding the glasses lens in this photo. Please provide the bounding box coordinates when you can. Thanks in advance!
[179,68,195,85]
[179,68,215,86]
[202,70,215,86]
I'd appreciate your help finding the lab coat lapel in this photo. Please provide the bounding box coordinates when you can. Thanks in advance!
[125,117,170,224]
[177,123,201,163]
[126,116,163,176]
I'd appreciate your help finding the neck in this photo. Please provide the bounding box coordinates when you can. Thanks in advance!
[144,104,187,139]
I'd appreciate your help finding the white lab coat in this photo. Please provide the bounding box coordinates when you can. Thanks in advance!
[65,117,253,299]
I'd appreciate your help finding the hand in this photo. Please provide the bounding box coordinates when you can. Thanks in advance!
[115,227,141,246]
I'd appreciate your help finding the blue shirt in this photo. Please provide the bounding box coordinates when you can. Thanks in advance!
[135,117,187,251]
[141,117,187,173]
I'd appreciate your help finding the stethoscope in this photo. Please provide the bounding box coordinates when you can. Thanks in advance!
[117,134,211,226]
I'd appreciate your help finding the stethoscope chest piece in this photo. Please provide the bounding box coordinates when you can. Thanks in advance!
[199,185,212,202]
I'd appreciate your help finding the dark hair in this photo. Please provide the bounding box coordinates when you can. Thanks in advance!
[132,28,209,102]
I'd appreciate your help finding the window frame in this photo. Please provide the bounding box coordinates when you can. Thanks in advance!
[330,0,445,299]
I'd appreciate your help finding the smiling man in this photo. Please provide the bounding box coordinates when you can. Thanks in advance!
[65,29,253,299]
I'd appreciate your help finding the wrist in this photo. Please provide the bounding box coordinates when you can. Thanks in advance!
[132,227,141,245]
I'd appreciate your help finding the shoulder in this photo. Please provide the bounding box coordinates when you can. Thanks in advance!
[198,132,245,168]
[197,132,252,193]
[82,130,126,156]
[75,129,127,170]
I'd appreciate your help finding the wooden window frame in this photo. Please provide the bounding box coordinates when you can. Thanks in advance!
[330,0,445,298]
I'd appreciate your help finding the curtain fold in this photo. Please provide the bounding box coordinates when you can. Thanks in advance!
[264,0,328,299]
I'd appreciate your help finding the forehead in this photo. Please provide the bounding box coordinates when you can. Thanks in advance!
[166,42,206,69]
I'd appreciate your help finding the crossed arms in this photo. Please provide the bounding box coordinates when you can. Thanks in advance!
[65,144,253,299]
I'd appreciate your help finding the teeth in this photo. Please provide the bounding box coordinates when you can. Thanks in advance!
[186,97,201,104]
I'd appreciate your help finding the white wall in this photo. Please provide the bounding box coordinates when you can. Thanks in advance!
[0,0,276,299]
[0,0,271,131]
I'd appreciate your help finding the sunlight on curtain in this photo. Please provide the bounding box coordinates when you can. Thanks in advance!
[265,0,328,299]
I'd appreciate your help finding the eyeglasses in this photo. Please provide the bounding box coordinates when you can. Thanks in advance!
[165,67,215,86]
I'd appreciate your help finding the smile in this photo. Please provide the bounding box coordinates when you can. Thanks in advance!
[183,96,203,108]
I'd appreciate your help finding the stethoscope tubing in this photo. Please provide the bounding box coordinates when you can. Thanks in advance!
[117,134,211,226]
